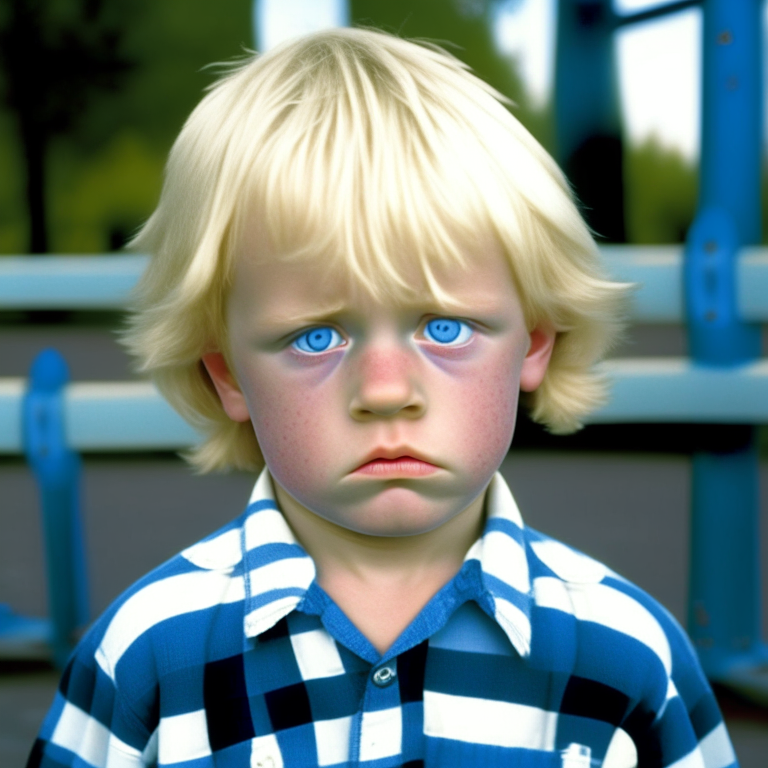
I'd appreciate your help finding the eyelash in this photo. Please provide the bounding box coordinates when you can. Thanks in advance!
[290,317,475,354]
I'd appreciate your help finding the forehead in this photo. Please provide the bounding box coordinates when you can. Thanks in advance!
[227,225,521,327]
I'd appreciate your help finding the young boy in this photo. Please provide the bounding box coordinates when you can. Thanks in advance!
[29,28,737,768]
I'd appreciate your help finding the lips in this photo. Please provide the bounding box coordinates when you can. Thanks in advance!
[352,448,441,477]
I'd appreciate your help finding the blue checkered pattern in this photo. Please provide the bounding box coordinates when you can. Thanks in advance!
[28,470,738,768]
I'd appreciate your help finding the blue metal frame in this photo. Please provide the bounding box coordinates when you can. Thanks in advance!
[684,0,768,694]
[554,0,621,165]
[6,246,768,322]
[555,0,768,699]
[22,350,89,668]
[0,254,149,310]
[555,0,705,162]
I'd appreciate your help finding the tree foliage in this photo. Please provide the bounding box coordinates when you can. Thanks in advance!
[624,136,698,244]
[0,1,754,254]
[0,0,134,252]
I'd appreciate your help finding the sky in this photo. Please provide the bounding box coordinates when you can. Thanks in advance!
[257,0,767,162]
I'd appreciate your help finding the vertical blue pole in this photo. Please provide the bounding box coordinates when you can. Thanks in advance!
[684,0,767,688]
[23,349,89,668]
[555,0,621,163]
[554,0,626,241]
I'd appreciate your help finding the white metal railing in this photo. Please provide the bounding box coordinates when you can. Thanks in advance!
[3,247,768,319]
[1,247,767,456]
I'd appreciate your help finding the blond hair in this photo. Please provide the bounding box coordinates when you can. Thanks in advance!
[122,27,628,473]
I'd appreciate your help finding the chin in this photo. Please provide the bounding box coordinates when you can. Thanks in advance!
[347,519,443,538]
[340,496,459,537]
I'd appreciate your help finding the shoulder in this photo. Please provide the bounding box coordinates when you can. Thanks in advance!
[522,528,733,763]
[524,526,679,669]
[79,512,249,683]
[34,515,252,762]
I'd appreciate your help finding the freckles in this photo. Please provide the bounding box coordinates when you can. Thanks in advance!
[456,364,518,468]
[250,378,333,494]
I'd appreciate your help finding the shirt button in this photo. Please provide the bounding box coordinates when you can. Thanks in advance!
[371,665,397,687]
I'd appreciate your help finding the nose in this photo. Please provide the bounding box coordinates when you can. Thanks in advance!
[349,345,426,421]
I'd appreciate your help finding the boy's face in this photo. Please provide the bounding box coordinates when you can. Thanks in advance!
[204,225,554,539]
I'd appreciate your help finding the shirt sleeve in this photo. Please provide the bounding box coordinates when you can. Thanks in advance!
[27,651,158,768]
[26,613,159,768]
[618,591,739,768]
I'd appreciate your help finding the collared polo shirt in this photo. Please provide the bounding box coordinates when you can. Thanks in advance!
[29,471,738,768]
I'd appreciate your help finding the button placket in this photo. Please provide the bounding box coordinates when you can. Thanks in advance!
[351,659,402,765]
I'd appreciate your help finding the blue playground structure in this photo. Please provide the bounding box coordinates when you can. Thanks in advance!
[556,0,768,700]
[1,0,767,700]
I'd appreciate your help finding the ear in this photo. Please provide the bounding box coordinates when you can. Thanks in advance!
[201,352,251,423]
[519,325,556,393]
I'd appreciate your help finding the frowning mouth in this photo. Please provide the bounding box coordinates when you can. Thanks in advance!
[352,450,441,477]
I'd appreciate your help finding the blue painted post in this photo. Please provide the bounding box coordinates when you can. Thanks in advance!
[554,0,626,242]
[554,1,703,242]
[684,0,768,694]
[23,349,89,669]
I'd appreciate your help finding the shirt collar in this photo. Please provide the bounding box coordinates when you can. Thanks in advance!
[240,469,316,638]
[181,468,533,657]
[461,473,532,657]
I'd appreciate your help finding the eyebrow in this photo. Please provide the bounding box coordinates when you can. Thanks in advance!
[255,292,498,335]
[258,300,351,330]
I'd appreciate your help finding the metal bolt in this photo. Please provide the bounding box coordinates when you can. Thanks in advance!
[726,76,739,91]
[694,601,710,626]
[705,311,718,322]
[717,29,733,45]
[704,240,718,253]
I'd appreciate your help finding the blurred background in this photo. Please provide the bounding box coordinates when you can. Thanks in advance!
[0,0,751,255]
[2,0,768,764]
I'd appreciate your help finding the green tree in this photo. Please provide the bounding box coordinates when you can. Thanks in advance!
[0,0,134,253]
[0,0,547,254]
[624,137,698,244]
[46,0,252,253]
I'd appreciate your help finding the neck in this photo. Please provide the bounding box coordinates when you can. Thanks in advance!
[273,484,486,584]
[272,483,487,654]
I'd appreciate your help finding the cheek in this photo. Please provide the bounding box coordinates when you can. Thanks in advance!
[447,351,521,471]
[243,368,335,494]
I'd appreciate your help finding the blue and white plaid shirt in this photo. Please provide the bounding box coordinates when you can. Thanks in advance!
[29,470,737,768]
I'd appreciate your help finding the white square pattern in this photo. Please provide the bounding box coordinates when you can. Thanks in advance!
[251,733,284,768]
[52,702,110,766]
[291,629,345,681]
[359,707,403,762]
[158,710,212,764]
[424,691,557,750]
[314,716,353,766]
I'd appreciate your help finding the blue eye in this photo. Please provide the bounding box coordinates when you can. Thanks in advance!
[424,318,473,345]
[292,326,345,353]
